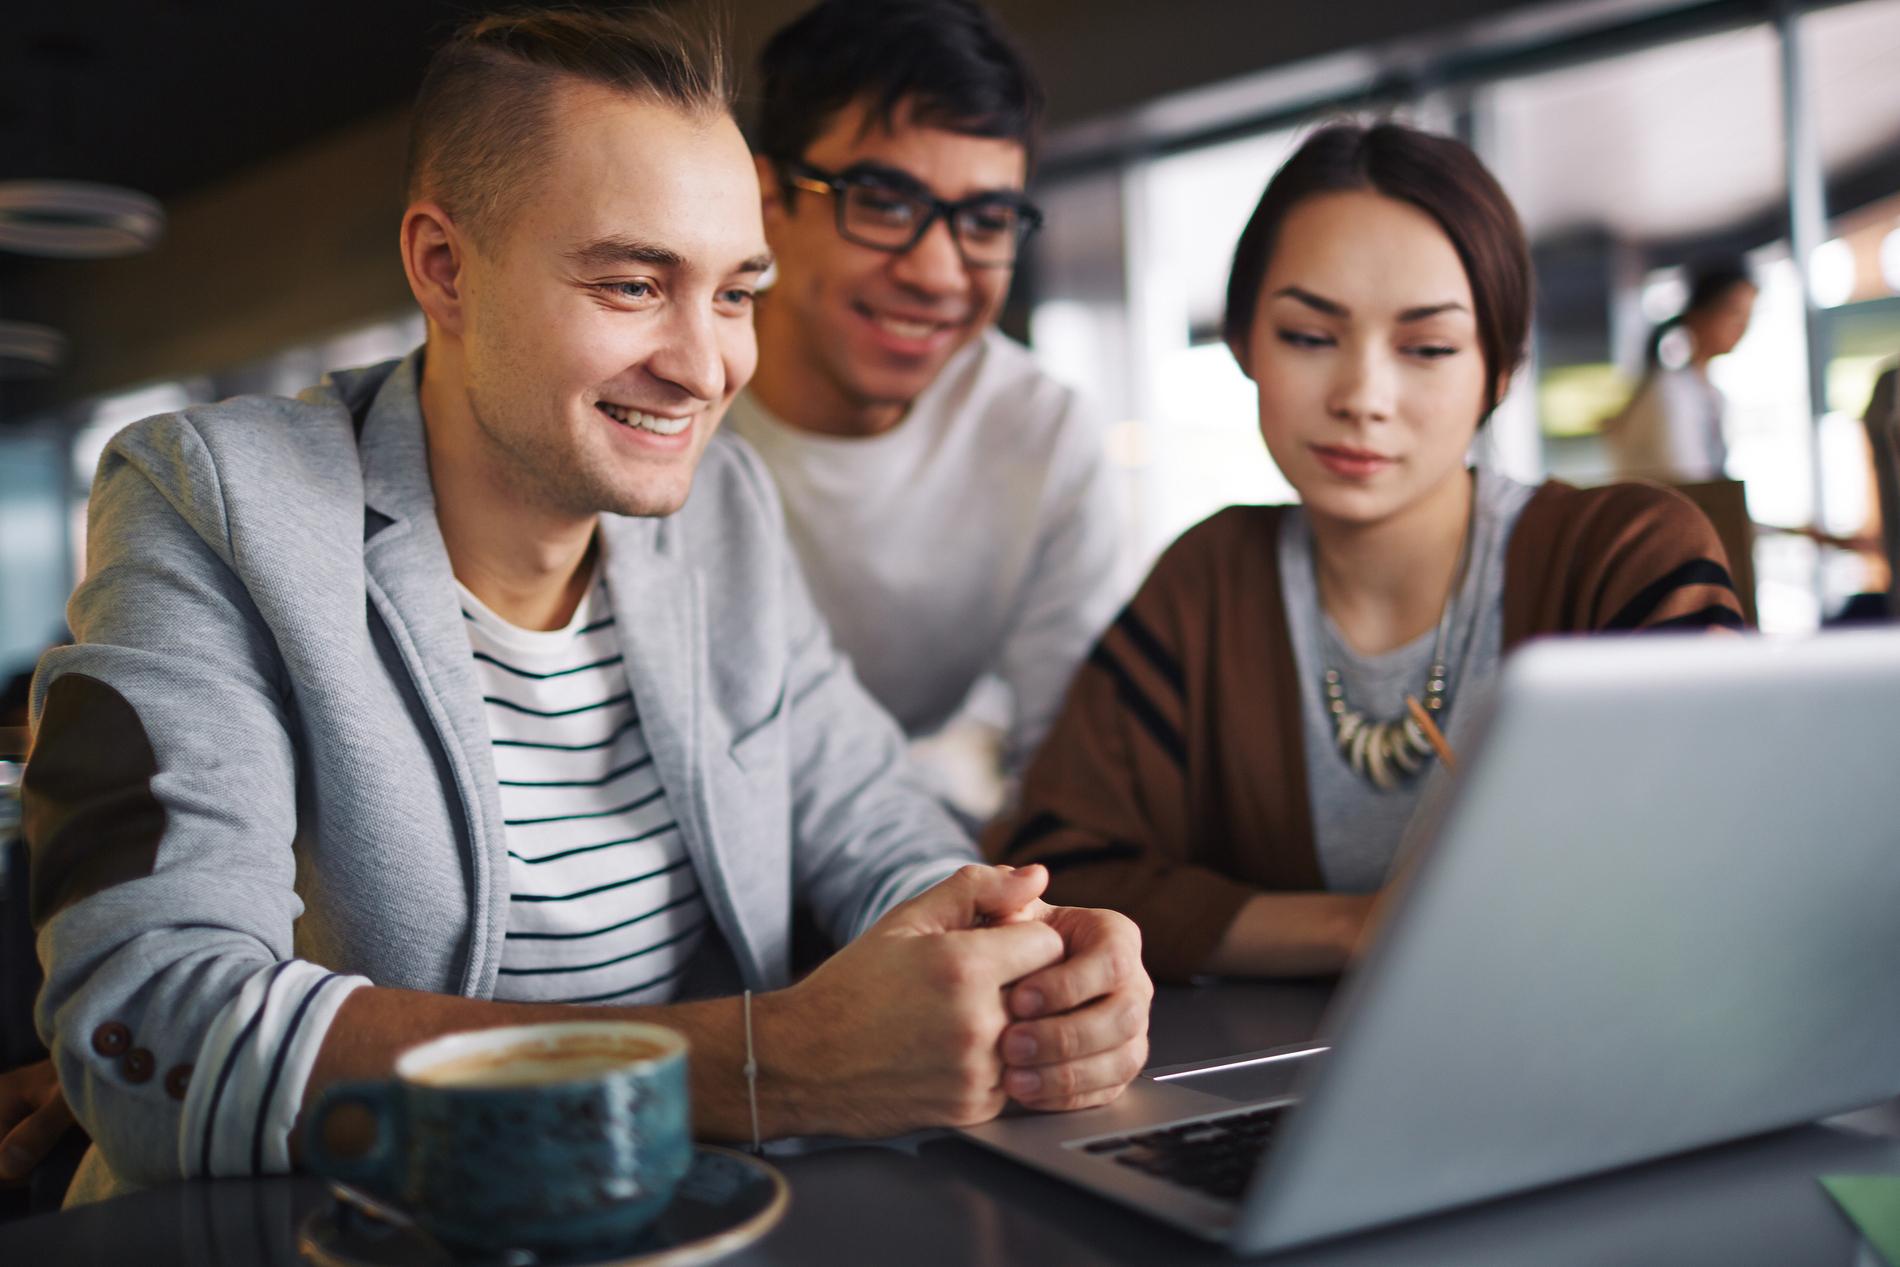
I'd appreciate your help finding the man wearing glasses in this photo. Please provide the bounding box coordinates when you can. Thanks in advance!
[727,0,1124,819]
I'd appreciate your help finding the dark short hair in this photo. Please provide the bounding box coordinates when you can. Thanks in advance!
[1683,255,1755,315]
[1222,122,1533,418]
[405,6,733,242]
[1643,255,1755,368]
[754,0,1044,168]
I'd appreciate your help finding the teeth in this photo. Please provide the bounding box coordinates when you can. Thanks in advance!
[597,402,690,436]
[873,314,940,340]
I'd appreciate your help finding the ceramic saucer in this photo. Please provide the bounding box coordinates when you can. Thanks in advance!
[299,1145,788,1267]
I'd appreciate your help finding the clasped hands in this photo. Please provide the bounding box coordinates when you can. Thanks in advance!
[0,865,1152,1171]
[755,863,1153,1137]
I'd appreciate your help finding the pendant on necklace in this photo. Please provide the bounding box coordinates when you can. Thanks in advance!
[1323,663,1448,791]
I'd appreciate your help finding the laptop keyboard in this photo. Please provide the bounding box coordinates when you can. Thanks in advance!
[1078,1104,1290,1202]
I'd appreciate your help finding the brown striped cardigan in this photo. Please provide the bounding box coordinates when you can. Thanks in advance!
[982,480,1746,982]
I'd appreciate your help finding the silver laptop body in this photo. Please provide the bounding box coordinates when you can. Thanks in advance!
[960,630,1900,1255]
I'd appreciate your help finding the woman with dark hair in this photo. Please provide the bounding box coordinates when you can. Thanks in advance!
[984,122,1746,982]
[1605,257,1758,481]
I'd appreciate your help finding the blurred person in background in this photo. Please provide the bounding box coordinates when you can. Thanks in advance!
[728,0,1123,822]
[986,123,1746,983]
[1604,256,1758,483]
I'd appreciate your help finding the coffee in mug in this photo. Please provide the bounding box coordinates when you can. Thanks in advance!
[302,1020,690,1256]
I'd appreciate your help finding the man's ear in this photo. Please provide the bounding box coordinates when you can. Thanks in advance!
[401,202,471,339]
[755,154,785,225]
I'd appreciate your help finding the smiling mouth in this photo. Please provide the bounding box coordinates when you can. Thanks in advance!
[596,401,691,436]
[854,302,955,342]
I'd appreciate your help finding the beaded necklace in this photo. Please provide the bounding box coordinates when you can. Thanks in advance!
[1316,510,1474,791]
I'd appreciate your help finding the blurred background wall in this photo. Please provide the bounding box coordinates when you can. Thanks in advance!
[3,0,1899,682]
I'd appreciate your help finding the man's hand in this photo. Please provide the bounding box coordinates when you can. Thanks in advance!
[998,897,1152,1113]
[755,864,1068,1138]
[0,1059,74,1184]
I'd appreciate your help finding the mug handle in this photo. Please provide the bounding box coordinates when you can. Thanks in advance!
[300,1080,404,1197]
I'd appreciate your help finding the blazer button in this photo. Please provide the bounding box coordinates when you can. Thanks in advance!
[123,1048,156,1084]
[164,1064,193,1101]
[92,1022,132,1057]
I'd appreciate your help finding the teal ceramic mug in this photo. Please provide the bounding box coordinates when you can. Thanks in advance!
[301,1020,691,1256]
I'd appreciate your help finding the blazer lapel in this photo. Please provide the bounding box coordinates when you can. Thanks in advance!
[597,513,759,987]
[354,354,510,997]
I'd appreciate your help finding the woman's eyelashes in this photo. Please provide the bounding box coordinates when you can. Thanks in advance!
[1274,327,1462,361]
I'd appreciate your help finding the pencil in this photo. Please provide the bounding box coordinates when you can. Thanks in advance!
[1405,695,1457,773]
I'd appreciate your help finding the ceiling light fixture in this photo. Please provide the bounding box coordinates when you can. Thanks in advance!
[0,320,68,378]
[0,180,164,259]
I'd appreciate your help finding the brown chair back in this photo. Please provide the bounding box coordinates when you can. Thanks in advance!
[1669,478,1758,627]
[1864,366,1900,619]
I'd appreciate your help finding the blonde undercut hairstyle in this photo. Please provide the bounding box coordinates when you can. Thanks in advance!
[404,5,733,243]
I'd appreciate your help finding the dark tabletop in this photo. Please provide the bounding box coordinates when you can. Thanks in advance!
[4,980,1896,1266]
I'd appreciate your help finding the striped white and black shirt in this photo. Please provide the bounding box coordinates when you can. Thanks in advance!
[461,572,707,1007]
[179,571,706,1177]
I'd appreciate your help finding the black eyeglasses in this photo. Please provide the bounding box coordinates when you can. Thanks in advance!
[781,160,1043,268]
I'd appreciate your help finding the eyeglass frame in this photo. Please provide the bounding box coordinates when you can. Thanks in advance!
[777,159,1044,268]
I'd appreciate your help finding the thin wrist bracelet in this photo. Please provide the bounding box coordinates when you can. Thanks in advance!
[743,988,762,1154]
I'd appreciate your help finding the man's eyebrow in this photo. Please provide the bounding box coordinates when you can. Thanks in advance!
[841,161,1023,201]
[565,237,686,271]
[839,161,931,194]
[734,252,775,275]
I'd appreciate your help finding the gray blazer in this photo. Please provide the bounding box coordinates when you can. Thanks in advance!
[25,354,973,1185]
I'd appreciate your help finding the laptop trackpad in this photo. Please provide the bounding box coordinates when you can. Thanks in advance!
[1149,1045,1325,1103]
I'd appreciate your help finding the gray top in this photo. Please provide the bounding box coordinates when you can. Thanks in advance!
[1279,467,1536,891]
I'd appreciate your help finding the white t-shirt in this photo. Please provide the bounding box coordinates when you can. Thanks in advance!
[725,329,1126,793]
[1606,366,1729,482]
[459,573,706,1006]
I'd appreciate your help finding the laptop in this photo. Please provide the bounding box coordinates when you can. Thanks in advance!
[960,629,1900,1255]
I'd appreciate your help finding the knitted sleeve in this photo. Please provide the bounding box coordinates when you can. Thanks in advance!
[983,517,1261,982]
[1504,481,1748,643]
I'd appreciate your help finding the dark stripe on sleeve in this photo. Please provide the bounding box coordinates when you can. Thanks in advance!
[498,920,708,977]
[1113,607,1186,695]
[1604,559,1737,631]
[1034,842,1146,875]
[504,786,664,827]
[577,616,616,634]
[483,691,633,719]
[199,958,298,1177]
[1000,811,1068,860]
[248,972,340,1175]
[1645,604,1747,632]
[472,652,625,681]
[1088,646,1187,767]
